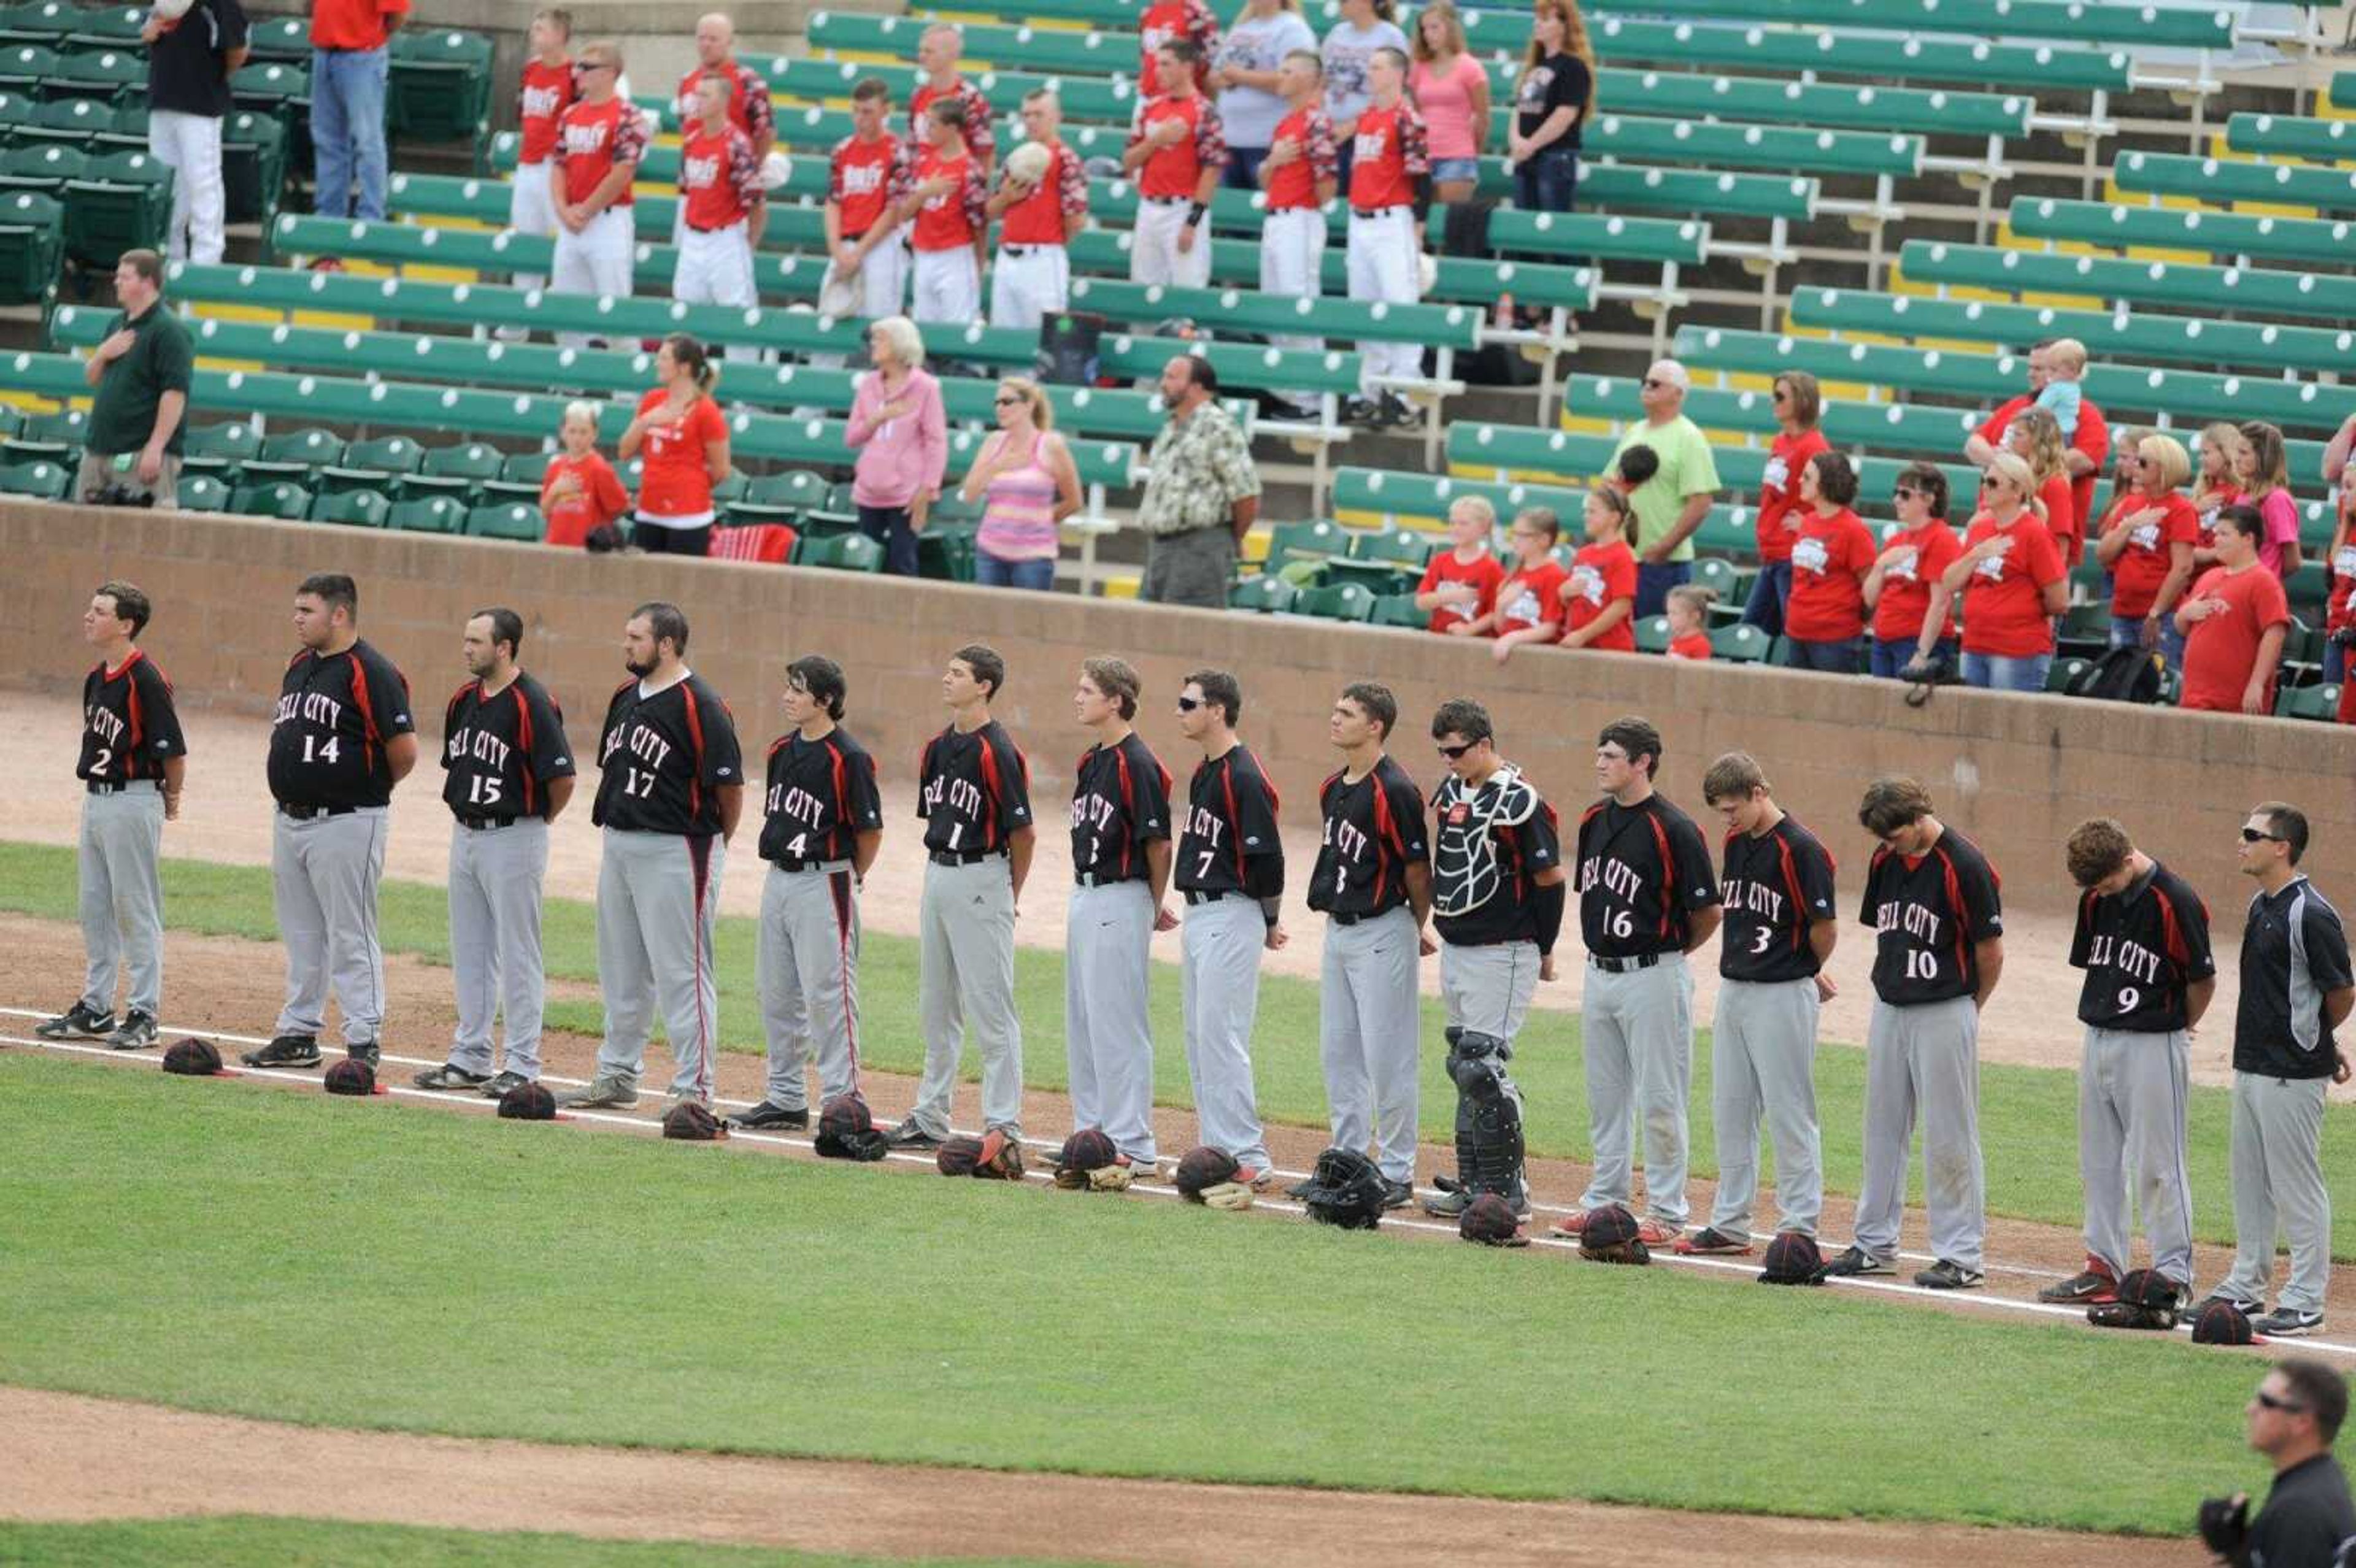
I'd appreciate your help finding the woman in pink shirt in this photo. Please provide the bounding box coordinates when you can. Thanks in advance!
[960,376,1082,592]
[1407,2,1490,204]
[2236,420,2304,580]
[844,314,947,577]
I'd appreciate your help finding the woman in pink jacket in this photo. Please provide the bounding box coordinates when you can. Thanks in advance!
[845,315,948,577]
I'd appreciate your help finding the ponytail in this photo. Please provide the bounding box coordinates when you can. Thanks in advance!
[663,332,719,398]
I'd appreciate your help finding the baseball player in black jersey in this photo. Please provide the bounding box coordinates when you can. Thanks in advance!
[1821,777,2004,1289]
[1307,682,1433,1209]
[1422,699,1565,1220]
[1173,668,1284,1182]
[563,602,745,1112]
[243,575,416,1072]
[1558,717,1719,1243]
[737,656,885,1131]
[2211,803,2355,1337]
[1684,753,1836,1255]
[2036,818,2213,1309]
[891,645,1037,1148]
[412,609,576,1097]
[1066,657,1177,1172]
[38,582,186,1052]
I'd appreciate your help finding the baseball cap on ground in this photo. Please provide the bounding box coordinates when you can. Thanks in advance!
[1056,1127,1118,1175]
[498,1081,558,1121]
[936,1135,985,1177]
[815,1094,890,1160]
[2192,1299,2255,1346]
[1458,1193,1526,1247]
[662,1101,726,1140]
[323,1058,376,1096]
[1757,1231,1824,1286]
[1173,1145,1239,1200]
[1578,1202,1650,1265]
[161,1037,222,1075]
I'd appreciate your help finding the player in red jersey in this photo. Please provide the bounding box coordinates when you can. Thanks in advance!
[1123,40,1225,289]
[987,90,1089,329]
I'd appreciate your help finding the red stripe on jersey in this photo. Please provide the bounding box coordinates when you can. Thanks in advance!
[117,649,147,776]
[830,740,850,857]
[1252,749,1280,816]
[513,683,537,817]
[1775,831,1807,956]
[1113,744,1135,880]
[976,735,1003,851]
[1220,756,1247,883]
[2154,884,2188,967]
[1368,771,1399,909]
[680,682,706,820]
[1938,850,1969,978]
[1646,814,1674,939]
[344,650,382,775]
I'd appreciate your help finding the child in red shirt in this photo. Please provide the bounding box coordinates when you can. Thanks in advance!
[2177,504,2292,715]
[1558,488,1638,652]
[1665,583,1714,659]
[540,399,630,548]
[1419,494,1506,635]
[1465,504,1569,664]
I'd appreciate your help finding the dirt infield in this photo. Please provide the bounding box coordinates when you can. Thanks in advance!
[0,1386,2203,1566]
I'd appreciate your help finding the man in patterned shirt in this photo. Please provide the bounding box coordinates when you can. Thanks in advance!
[986,90,1089,329]
[1136,356,1260,609]
[672,72,766,360]
[910,24,995,171]
[1123,39,1225,290]
[673,13,772,163]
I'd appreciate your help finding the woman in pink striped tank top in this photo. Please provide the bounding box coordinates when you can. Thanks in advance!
[960,376,1084,591]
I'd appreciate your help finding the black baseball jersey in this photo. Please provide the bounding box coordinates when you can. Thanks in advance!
[439,672,574,821]
[1070,731,1172,883]
[2235,875,2355,1078]
[1430,764,1561,948]
[590,672,743,836]
[1176,742,1285,899]
[1574,794,1720,958]
[2068,859,2214,1032]
[1858,828,2003,1005]
[759,725,884,866]
[1719,815,1838,983]
[267,639,415,809]
[917,719,1033,855]
[78,648,186,783]
[1307,755,1429,919]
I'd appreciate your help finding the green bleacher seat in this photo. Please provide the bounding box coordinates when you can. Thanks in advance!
[49,45,143,104]
[2227,112,2356,164]
[1711,623,1774,663]
[479,450,550,502]
[2278,683,2344,721]
[397,440,506,501]
[1069,276,1479,353]
[2113,151,2356,216]
[310,489,389,528]
[0,456,67,499]
[19,94,109,147]
[1228,575,1296,613]
[1634,615,1673,654]
[388,28,495,150]
[318,434,426,494]
[61,7,144,49]
[1692,558,1741,604]
[0,88,31,134]
[799,531,884,572]
[231,61,309,131]
[464,502,543,542]
[0,5,71,47]
[177,472,229,512]
[62,149,174,268]
[1585,68,2031,142]
[728,470,826,525]
[1263,518,1347,572]
[1566,371,1978,455]
[1369,594,1430,630]
[242,427,343,482]
[0,140,82,196]
[2,406,82,461]
[2046,657,2091,693]
[1292,582,1376,622]
[1580,0,2231,47]
[1899,237,2356,326]
[388,494,464,533]
[0,186,60,306]
[0,43,57,94]
[178,420,260,480]
[229,480,310,520]
[244,15,309,61]
[2008,197,2355,270]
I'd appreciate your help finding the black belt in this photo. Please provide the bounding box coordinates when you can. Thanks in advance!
[1141,193,1188,206]
[687,219,742,233]
[279,803,360,821]
[929,848,999,866]
[1074,871,1142,888]
[1330,907,1401,927]
[85,779,147,795]
[772,857,842,874]
[1001,244,1059,256]
[458,814,520,831]
[1590,951,1665,974]
[1184,888,1243,906]
[1352,205,1409,219]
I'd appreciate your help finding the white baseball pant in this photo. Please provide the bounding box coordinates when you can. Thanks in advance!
[990,244,1071,330]
[907,856,1025,1137]
[1259,206,1327,366]
[1130,198,1212,289]
[549,206,636,349]
[1851,993,1985,1272]
[271,806,390,1050]
[810,238,910,369]
[77,782,166,1020]
[1708,975,1824,1239]
[507,159,558,291]
[593,826,726,1104]
[2077,1024,2195,1290]
[911,245,982,325]
[674,221,761,362]
[148,108,226,266]
[1345,205,1421,395]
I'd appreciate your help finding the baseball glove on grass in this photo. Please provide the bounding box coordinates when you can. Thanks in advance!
[1196,1180,1253,1210]
[2086,1267,2179,1331]
[1086,1165,1134,1192]
[974,1129,1026,1181]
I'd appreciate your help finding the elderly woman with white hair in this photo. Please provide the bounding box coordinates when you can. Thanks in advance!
[844,315,949,577]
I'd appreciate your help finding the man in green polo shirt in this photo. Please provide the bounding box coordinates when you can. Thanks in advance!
[1607,358,1722,619]
[79,249,193,510]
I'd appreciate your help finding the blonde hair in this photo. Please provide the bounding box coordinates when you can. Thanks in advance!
[1448,494,1496,529]
[2239,420,2290,501]
[1982,452,2044,520]
[2194,421,2249,502]
[1525,0,1596,122]
[562,399,600,431]
[2110,426,2152,478]
[1411,0,1468,61]
[995,375,1053,431]
[868,315,926,370]
[2136,432,2191,492]
[2044,337,2088,376]
[2007,405,2067,491]
[1665,583,1717,617]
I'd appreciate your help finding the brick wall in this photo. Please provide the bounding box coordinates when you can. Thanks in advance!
[7,501,2349,919]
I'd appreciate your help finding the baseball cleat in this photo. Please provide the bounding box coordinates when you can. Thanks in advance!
[1423,1187,1473,1218]
[555,1076,639,1110]
[1232,1166,1272,1191]
[477,1070,533,1099]
[2036,1268,2119,1305]
[345,1042,382,1070]
[2193,1294,2264,1320]
[1815,1245,1893,1278]
[1914,1259,1985,1290]
[1380,1178,1414,1210]
[412,1063,492,1091]
[1672,1227,1755,1256]
[36,1003,116,1040]
[731,1101,810,1131]
[1117,1153,1160,1182]
[1547,1209,1592,1238]
[884,1118,944,1151]
[241,1034,321,1069]
[1634,1218,1682,1247]
[2254,1307,2325,1338]
[104,1010,159,1051]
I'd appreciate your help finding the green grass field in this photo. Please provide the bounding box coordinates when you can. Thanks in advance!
[0,1051,2271,1536]
[0,1518,1104,1568]
[6,838,2356,1258]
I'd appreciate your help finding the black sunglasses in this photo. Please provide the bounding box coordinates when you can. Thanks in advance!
[2242,828,2285,844]
[2256,1389,2308,1413]
[1641,377,1667,390]
[1893,485,1922,499]
[1176,695,1202,712]
[995,393,1023,405]
[1436,741,1476,759]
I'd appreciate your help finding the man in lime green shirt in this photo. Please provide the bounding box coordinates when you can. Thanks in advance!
[1607,359,1722,618]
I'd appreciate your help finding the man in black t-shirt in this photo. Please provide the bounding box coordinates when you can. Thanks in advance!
[1558,717,1719,1245]
[1174,667,1284,1182]
[411,609,575,1099]
[242,574,417,1072]
[77,250,193,510]
[2201,1360,2356,1568]
[2211,802,2355,1338]
[1820,777,2004,1290]
[2038,818,2213,1309]
[1682,751,1836,1256]
[144,0,248,264]
[561,602,744,1112]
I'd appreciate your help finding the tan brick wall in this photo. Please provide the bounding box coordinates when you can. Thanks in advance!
[9,501,2350,919]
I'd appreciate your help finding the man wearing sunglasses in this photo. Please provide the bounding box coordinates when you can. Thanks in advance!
[2198,1360,2355,1567]
[549,45,647,352]
[2204,803,2354,1338]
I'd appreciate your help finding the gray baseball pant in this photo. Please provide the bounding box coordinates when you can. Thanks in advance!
[445,818,550,1079]
[77,783,166,1018]
[1853,994,1984,1271]
[593,827,725,1103]
[1319,905,1422,1184]
[1179,893,1270,1171]
[1579,954,1695,1226]
[909,856,1024,1137]
[2219,1070,2332,1315]
[1067,878,1158,1164]
[1710,977,1824,1239]
[271,805,388,1048]
[2078,1025,2195,1289]
[756,861,863,1113]
[1439,939,1539,1046]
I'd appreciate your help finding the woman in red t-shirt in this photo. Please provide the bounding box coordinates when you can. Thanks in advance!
[2005,405,2078,567]
[1943,452,2068,693]
[1861,460,1961,679]
[1466,504,1569,664]
[1779,451,1877,674]
[619,334,733,556]
[2176,504,2292,715]
[1741,369,1828,642]
[540,400,632,549]
[2325,486,2356,689]
[2093,431,2198,667]
[1557,487,1638,652]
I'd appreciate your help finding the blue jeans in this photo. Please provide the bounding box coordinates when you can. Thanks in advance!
[1873,635,1955,678]
[1961,650,2052,693]
[1740,559,1792,638]
[1784,635,1861,674]
[857,503,920,577]
[2108,613,2187,670]
[974,552,1055,591]
[1513,146,1580,212]
[1223,146,1268,191]
[1634,559,1689,620]
[312,45,389,220]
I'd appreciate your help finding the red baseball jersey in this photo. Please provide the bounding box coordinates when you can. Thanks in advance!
[674,60,773,145]
[556,98,645,208]
[1137,0,1218,95]
[1130,94,1223,199]
[679,121,761,230]
[910,145,985,252]
[1265,104,1338,211]
[998,140,1087,245]
[1347,98,1428,210]
[828,132,909,236]
[909,78,996,164]
[516,56,577,166]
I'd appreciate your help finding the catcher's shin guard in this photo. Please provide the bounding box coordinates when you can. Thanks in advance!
[1446,1029,1525,1204]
